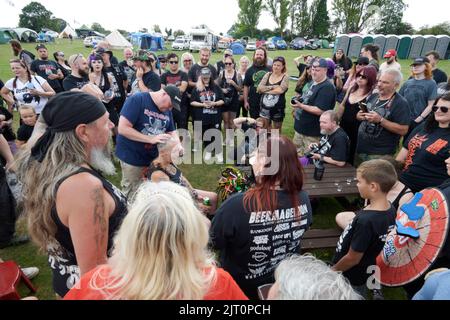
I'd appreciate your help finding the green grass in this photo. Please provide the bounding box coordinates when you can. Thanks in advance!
[2,40,449,300]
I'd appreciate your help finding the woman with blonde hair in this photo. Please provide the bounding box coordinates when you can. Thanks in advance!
[64,181,247,300]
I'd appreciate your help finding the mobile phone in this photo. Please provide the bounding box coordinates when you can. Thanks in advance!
[359,101,368,113]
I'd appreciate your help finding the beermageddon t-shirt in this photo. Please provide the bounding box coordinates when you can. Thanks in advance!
[400,125,450,192]
[356,93,410,155]
[115,92,175,166]
[30,59,63,92]
[332,207,396,286]
[210,191,312,293]
[294,79,336,137]
[243,65,271,111]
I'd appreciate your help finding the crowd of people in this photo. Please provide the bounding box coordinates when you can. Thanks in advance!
[1,38,450,301]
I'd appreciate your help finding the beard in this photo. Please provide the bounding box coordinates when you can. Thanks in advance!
[79,68,89,78]
[90,142,116,176]
[254,57,264,66]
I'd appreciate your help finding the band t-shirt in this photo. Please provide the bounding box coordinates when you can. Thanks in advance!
[116,92,175,166]
[243,65,271,116]
[400,125,450,192]
[63,74,89,91]
[357,93,410,155]
[131,70,161,94]
[317,127,349,162]
[399,78,438,120]
[188,64,218,83]
[191,84,224,125]
[160,70,188,88]
[433,68,448,85]
[5,75,49,114]
[30,59,63,92]
[332,207,396,286]
[211,190,312,298]
[294,79,336,137]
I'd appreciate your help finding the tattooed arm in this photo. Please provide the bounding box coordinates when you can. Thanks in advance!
[56,172,112,275]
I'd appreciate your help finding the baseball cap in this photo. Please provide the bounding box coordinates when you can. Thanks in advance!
[96,47,112,55]
[163,85,181,111]
[384,49,397,58]
[200,67,212,77]
[411,57,430,66]
[35,44,47,50]
[132,50,150,61]
[356,56,370,65]
[312,58,328,69]
[158,54,167,62]
[224,49,233,56]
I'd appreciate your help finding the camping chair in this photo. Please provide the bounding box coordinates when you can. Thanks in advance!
[0,261,37,300]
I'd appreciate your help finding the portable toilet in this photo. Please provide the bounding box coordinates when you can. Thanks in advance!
[362,35,374,46]
[397,35,412,59]
[348,34,364,58]
[421,35,438,56]
[334,34,350,55]
[384,35,399,53]
[373,35,386,56]
[435,35,450,59]
[409,35,425,59]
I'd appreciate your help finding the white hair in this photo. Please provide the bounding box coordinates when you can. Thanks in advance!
[272,254,362,300]
[240,56,250,64]
[381,68,403,85]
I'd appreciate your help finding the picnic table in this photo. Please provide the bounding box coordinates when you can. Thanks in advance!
[303,163,359,198]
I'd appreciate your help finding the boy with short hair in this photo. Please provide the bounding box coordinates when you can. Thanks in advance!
[16,105,37,147]
[332,159,397,296]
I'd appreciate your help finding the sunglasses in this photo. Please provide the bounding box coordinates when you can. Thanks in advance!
[169,61,178,64]
[225,62,233,66]
[357,74,367,79]
[357,63,368,66]
[432,106,449,113]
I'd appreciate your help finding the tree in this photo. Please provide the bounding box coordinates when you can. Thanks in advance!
[332,0,386,34]
[417,22,450,36]
[91,22,108,35]
[291,0,311,36]
[19,1,54,31]
[153,25,162,33]
[374,0,408,34]
[165,28,173,37]
[174,30,185,37]
[265,0,290,37]
[118,29,130,37]
[49,18,67,32]
[237,0,264,38]
[310,0,330,38]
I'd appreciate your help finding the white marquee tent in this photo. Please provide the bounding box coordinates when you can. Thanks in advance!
[106,30,132,49]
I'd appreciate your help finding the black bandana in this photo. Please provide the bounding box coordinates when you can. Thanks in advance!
[31,91,106,162]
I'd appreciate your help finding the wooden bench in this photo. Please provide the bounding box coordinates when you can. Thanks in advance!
[302,229,342,252]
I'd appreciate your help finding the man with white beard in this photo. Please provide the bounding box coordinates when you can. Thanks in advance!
[19,91,128,298]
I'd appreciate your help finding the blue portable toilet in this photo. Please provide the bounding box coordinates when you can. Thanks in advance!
[230,42,245,55]
[373,35,386,56]
[421,35,437,56]
[348,34,364,58]
[334,34,350,55]
[384,35,399,54]
[409,35,425,59]
[435,35,450,59]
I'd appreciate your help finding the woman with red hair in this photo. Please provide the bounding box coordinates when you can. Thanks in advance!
[210,135,313,299]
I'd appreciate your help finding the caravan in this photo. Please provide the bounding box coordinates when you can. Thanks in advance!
[188,27,218,52]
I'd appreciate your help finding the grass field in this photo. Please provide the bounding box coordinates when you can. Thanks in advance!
[1,39,449,300]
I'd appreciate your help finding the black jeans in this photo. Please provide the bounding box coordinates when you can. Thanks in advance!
[0,166,16,244]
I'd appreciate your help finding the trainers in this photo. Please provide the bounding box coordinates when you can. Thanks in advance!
[215,153,224,164]
[204,151,212,162]
[0,235,30,249]
[21,267,39,280]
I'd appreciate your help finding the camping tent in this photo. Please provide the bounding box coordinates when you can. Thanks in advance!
[409,35,425,59]
[130,32,165,51]
[384,35,399,54]
[318,39,330,49]
[421,35,437,56]
[334,34,350,55]
[373,35,386,56]
[230,42,245,55]
[348,34,364,58]
[106,30,132,49]
[435,35,450,60]
[0,28,18,44]
[397,35,412,59]
[14,28,38,42]
[59,25,77,38]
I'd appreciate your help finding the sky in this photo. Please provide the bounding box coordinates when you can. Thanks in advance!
[1,0,449,35]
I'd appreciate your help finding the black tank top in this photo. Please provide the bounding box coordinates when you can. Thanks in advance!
[146,162,184,186]
[49,166,128,297]
[391,185,413,210]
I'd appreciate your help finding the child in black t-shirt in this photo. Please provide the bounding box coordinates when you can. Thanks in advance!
[16,105,37,147]
[332,159,397,297]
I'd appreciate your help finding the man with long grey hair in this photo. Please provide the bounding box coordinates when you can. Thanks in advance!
[18,92,128,297]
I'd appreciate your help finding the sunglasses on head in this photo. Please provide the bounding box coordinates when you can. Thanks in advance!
[432,106,449,113]
[169,60,178,64]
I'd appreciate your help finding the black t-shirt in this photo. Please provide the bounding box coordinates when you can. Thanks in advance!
[332,207,396,286]
[297,63,307,77]
[63,75,89,91]
[400,125,450,192]
[104,64,127,106]
[316,127,349,162]
[216,60,226,75]
[294,79,336,137]
[438,180,450,259]
[188,64,218,83]
[0,107,15,141]
[17,124,34,142]
[211,190,313,297]
[191,84,224,125]
[0,79,4,107]
[243,65,271,111]
[30,59,63,92]
[119,61,136,92]
[161,70,188,88]
[142,71,161,92]
[357,93,411,155]
[433,68,448,85]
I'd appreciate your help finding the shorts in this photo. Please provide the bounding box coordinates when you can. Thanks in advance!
[260,105,285,123]
[293,132,320,156]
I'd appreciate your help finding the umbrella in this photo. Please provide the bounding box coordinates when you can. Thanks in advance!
[376,188,449,287]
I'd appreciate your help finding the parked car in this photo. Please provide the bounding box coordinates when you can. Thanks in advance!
[172,38,190,50]
[84,36,105,47]
[168,35,175,41]
[275,40,288,50]
[329,42,335,49]
[305,40,319,50]
[290,37,307,50]
[218,40,231,50]
[246,41,257,51]
[266,42,276,51]
[256,40,266,48]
